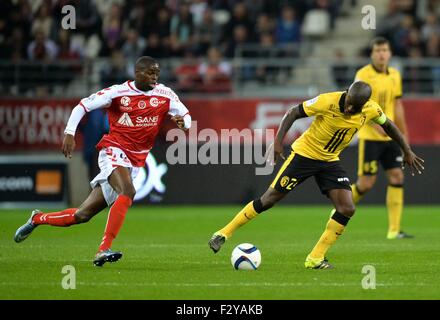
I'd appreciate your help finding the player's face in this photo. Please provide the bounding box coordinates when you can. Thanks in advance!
[371,44,391,67]
[135,63,160,89]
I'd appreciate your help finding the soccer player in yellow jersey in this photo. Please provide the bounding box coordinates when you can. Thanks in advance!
[352,37,411,239]
[208,81,424,269]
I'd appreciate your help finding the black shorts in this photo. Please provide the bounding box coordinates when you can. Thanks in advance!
[270,151,351,195]
[357,139,403,176]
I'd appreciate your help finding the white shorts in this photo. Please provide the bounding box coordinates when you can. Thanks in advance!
[90,146,140,206]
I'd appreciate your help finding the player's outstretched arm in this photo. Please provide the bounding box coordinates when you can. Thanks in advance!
[61,88,113,158]
[381,119,425,176]
[62,104,87,159]
[394,98,409,143]
[266,104,307,165]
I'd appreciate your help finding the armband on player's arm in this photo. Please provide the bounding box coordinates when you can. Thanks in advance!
[64,104,87,136]
[372,112,387,125]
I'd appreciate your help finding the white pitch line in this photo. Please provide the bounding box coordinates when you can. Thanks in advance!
[0,281,433,287]
[2,242,433,249]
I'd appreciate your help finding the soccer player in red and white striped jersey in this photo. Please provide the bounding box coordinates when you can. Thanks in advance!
[14,56,191,266]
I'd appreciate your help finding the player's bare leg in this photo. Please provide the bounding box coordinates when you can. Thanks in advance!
[94,166,136,266]
[385,168,411,239]
[305,189,355,269]
[14,186,107,243]
[209,187,286,253]
[351,174,377,204]
[75,186,109,223]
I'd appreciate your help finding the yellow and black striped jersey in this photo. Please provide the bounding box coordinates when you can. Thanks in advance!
[292,91,386,162]
[355,64,402,141]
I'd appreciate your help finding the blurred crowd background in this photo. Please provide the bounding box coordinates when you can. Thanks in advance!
[0,0,439,97]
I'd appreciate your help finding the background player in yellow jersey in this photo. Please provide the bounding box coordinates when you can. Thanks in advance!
[352,37,411,239]
[208,81,424,269]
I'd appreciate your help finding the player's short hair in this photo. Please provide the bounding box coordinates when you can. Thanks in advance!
[370,37,390,52]
[135,56,159,69]
[348,81,372,111]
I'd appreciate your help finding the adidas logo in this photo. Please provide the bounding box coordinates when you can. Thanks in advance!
[117,113,134,127]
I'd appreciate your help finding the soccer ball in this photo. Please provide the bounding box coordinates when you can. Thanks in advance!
[231,243,261,270]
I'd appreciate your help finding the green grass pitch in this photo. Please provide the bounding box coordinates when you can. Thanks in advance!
[1,205,439,299]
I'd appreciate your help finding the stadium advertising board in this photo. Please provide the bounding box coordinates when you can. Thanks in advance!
[0,99,78,151]
[0,156,68,208]
[0,98,439,152]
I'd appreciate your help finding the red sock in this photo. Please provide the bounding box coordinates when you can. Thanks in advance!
[98,195,132,251]
[33,208,78,227]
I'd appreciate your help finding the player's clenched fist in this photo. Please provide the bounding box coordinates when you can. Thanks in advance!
[171,115,187,130]
[62,134,76,158]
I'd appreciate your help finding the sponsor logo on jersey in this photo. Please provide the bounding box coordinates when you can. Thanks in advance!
[136,115,159,127]
[138,100,147,109]
[150,97,159,107]
[117,113,135,127]
[121,96,131,107]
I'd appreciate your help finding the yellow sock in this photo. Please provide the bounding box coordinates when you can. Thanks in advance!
[387,185,403,235]
[309,213,348,260]
[351,183,363,204]
[217,201,259,239]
